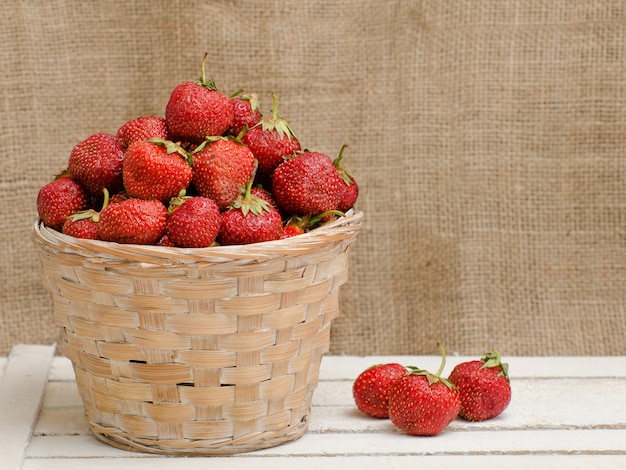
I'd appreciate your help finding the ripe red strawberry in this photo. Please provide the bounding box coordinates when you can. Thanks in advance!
[165,196,221,248]
[116,116,168,148]
[280,223,304,239]
[122,139,192,201]
[272,150,344,215]
[229,92,262,135]
[165,54,234,143]
[242,94,301,175]
[219,181,283,245]
[191,138,255,210]
[250,186,280,213]
[98,198,167,245]
[333,145,359,212]
[388,345,460,436]
[352,363,407,418]
[62,210,100,239]
[68,133,125,196]
[448,350,511,422]
[156,234,175,247]
[37,175,90,230]
[61,188,115,240]
[279,211,342,239]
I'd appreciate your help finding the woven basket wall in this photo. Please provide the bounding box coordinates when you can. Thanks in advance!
[31,211,362,455]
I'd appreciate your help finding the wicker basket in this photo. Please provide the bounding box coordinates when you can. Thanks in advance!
[32,210,362,455]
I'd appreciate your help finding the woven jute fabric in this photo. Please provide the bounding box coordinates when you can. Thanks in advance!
[2,0,626,356]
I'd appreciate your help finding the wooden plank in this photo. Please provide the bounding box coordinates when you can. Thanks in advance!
[25,429,626,458]
[19,455,626,470]
[0,344,56,470]
[48,356,75,381]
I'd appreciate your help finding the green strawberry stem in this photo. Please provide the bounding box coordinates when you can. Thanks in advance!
[68,188,110,223]
[309,210,345,226]
[333,144,355,185]
[231,178,271,217]
[196,52,218,90]
[256,93,297,140]
[147,138,193,166]
[333,144,348,167]
[406,343,456,389]
[481,349,510,382]
[167,189,191,215]
[194,133,246,152]
[228,88,245,98]
[435,343,447,377]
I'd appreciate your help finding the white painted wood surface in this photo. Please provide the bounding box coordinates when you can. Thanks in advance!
[2,345,626,469]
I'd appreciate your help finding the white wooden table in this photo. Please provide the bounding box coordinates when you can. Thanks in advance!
[2,344,626,469]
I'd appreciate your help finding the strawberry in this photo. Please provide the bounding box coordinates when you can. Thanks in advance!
[165,54,234,144]
[333,145,359,212]
[62,211,100,239]
[448,350,511,422]
[37,175,90,230]
[116,116,168,148]
[352,363,407,418]
[61,189,112,240]
[156,234,175,247]
[165,195,221,248]
[68,133,125,196]
[388,345,460,436]
[250,186,279,212]
[242,94,301,175]
[219,180,283,245]
[191,138,255,210]
[272,150,344,215]
[122,139,192,201]
[280,211,344,239]
[229,91,262,135]
[98,198,167,245]
[280,223,305,239]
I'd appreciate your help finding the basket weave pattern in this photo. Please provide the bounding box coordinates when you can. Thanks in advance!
[32,211,362,455]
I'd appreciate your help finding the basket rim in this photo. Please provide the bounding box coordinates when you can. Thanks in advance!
[32,210,363,265]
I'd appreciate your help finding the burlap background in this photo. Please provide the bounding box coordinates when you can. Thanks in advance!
[2,0,625,356]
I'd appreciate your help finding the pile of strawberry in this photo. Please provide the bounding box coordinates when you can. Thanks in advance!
[352,346,511,436]
[36,55,358,248]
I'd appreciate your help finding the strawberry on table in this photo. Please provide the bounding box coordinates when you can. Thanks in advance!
[116,116,168,148]
[353,363,407,418]
[122,139,192,202]
[37,175,90,230]
[165,53,234,144]
[219,180,283,245]
[165,195,221,248]
[98,198,167,245]
[191,137,256,210]
[68,133,125,197]
[242,94,301,175]
[388,345,461,436]
[272,150,345,216]
[448,350,511,421]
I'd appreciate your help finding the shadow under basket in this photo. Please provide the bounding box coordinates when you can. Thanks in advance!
[32,211,363,455]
